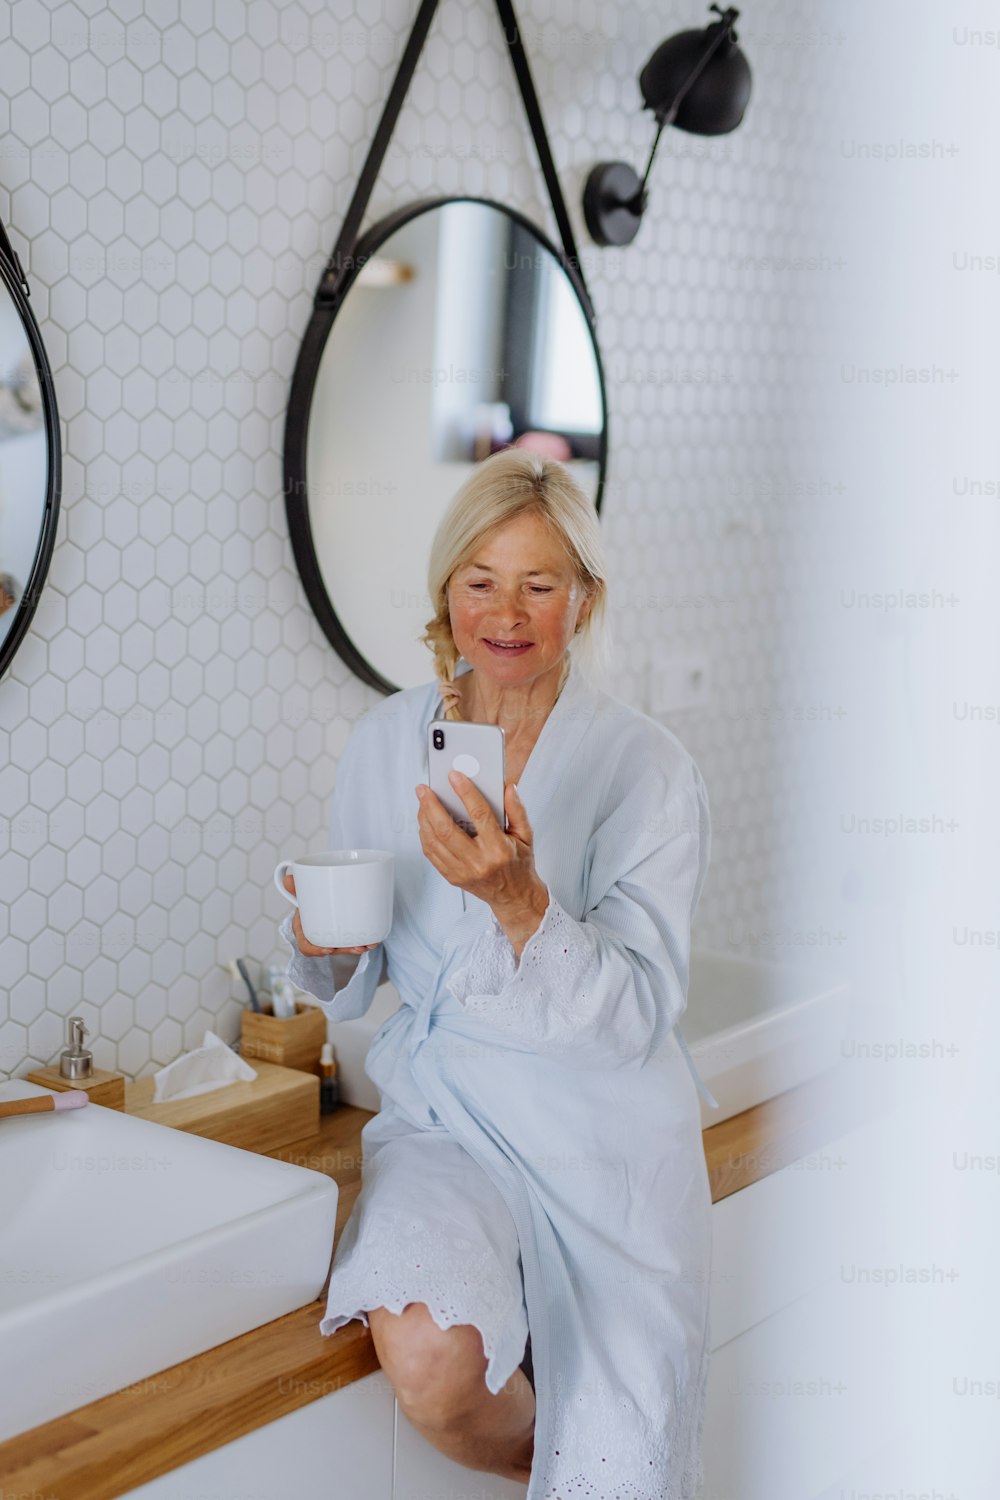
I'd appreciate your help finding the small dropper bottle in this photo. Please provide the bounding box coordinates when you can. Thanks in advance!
[319,1042,339,1114]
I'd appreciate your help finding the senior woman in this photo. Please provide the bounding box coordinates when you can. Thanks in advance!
[279,448,717,1498]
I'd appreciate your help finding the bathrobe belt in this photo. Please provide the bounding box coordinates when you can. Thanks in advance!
[673,1026,720,1110]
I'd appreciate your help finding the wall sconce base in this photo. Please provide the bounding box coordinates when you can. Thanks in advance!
[583,161,644,247]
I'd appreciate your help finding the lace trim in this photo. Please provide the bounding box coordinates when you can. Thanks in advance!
[446,891,597,1023]
[457,909,519,993]
[532,1318,711,1499]
[278,909,375,1006]
[278,910,335,1002]
[445,891,668,1065]
[319,1204,528,1398]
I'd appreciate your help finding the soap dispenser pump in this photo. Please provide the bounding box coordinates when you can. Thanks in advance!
[60,1016,94,1080]
[26,1014,126,1111]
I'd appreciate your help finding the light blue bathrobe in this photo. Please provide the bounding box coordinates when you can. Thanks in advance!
[280,658,717,1499]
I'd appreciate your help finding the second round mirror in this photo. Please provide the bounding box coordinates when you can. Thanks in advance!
[287,196,608,694]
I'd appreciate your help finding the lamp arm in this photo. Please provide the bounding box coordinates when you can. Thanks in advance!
[632,120,666,209]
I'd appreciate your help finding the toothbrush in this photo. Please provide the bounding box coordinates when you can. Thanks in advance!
[267,963,297,1019]
[226,958,261,1012]
[0,1091,89,1120]
[236,958,262,1013]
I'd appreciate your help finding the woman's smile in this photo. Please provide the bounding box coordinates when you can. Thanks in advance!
[482,637,534,655]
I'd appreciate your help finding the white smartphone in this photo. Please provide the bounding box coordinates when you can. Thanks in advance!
[427,719,507,837]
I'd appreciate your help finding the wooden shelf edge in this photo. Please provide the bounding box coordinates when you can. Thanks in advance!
[703,1063,888,1201]
[0,1305,380,1500]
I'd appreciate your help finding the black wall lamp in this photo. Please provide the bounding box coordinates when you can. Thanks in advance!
[583,4,752,247]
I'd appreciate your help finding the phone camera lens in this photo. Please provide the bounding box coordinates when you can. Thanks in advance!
[433,728,445,750]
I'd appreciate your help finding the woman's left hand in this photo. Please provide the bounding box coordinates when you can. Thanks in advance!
[415,773,543,915]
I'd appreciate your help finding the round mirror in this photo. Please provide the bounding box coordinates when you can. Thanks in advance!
[0,232,60,682]
[285,197,607,694]
[0,232,60,681]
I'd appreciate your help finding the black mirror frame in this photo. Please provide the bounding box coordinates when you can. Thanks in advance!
[0,221,62,684]
[282,0,608,697]
[283,193,609,697]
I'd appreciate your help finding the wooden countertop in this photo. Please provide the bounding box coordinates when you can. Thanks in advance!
[0,1066,882,1500]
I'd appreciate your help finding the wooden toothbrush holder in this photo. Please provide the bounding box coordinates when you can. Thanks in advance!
[240,1001,327,1078]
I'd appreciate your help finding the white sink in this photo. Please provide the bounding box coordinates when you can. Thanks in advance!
[0,1080,338,1443]
[684,951,851,1127]
[324,953,850,1129]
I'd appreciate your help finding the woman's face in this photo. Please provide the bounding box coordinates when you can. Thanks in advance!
[446,510,592,687]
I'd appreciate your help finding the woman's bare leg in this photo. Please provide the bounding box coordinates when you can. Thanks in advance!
[369,1302,535,1482]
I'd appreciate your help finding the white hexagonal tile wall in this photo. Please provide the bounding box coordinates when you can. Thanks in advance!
[0,0,848,1082]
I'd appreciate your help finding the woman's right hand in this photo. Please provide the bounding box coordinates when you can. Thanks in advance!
[283,873,381,958]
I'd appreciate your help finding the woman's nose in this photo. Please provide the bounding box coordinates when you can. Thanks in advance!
[489,591,529,623]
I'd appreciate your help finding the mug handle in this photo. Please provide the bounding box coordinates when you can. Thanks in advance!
[274,860,298,908]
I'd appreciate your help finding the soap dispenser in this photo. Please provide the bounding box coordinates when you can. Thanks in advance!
[61,1016,93,1079]
[27,1015,126,1111]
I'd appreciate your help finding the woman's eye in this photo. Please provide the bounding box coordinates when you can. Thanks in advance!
[466,582,551,593]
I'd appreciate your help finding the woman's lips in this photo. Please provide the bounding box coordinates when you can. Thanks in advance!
[482,638,534,655]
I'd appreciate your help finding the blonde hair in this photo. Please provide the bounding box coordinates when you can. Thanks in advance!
[420,449,610,721]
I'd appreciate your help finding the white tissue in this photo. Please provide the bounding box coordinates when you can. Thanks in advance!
[152,1030,257,1103]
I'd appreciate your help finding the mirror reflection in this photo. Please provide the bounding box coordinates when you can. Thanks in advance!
[0,283,47,654]
[304,199,605,691]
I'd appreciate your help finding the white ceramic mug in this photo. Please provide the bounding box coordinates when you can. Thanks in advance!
[274,849,394,948]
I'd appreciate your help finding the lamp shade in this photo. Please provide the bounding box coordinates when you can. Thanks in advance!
[639,18,751,135]
[582,6,753,245]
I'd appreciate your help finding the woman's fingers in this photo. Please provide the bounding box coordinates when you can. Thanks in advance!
[415,783,465,840]
[291,907,330,955]
[287,874,338,955]
[502,781,532,844]
[291,904,378,957]
[445,771,500,835]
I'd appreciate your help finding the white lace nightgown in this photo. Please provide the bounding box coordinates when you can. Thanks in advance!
[279,658,717,1500]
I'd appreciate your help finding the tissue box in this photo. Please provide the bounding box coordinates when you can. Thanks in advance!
[241,1001,327,1077]
[124,1061,319,1153]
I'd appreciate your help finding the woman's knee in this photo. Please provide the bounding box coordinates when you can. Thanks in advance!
[369,1303,488,1427]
